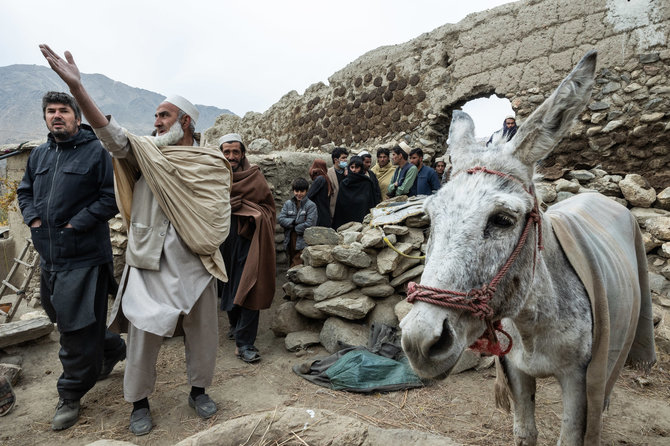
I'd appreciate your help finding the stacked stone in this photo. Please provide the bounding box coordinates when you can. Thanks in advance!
[273,217,429,354]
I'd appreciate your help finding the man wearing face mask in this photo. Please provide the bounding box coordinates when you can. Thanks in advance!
[39,45,231,436]
[326,147,348,228]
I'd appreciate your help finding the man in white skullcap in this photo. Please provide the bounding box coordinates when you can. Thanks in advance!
[40,44,232,436]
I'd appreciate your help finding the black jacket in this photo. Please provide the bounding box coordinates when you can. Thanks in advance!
[307,175,332,227]
[17,125,118,271]
[332,172,377,229]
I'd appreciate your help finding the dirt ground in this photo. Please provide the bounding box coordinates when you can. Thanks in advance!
[1,273,669,446]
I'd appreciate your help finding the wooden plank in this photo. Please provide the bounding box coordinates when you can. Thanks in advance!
[0,317,54,349]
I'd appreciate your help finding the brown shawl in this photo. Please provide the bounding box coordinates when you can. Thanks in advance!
[230,157,276,310]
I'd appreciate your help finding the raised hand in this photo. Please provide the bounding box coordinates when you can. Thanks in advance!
[39,44,82,89]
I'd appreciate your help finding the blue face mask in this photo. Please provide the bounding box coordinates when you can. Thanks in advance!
[339,161,348,169]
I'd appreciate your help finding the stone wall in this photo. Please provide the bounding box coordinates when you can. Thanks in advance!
[204,0,669,188]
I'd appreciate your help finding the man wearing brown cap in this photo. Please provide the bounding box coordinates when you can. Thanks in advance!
[40,44,232,436]
[218,133,276,363]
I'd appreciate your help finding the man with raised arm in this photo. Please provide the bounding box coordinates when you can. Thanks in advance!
[39,45,232,436]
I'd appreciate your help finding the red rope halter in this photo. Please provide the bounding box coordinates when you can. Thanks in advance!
[406,166,544,357]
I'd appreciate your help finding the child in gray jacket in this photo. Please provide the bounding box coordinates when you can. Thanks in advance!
[278,178,318,267]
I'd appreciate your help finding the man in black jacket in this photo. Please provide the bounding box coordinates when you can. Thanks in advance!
[17,92,126,431]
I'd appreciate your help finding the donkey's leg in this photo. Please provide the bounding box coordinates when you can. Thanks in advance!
[506,362,538,446]
[556,369,587,446]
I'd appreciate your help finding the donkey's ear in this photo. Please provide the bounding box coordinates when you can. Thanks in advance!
[448,110,477,165]
[508,50,597,166]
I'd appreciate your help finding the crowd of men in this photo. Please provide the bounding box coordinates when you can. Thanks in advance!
[8,43,506,433]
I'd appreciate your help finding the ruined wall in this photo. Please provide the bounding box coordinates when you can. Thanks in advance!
[204,0,669,188]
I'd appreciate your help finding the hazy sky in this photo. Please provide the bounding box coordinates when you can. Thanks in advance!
[1,0,516,137]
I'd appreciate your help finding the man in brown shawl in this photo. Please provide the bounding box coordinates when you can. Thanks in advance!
[218,133,276,363]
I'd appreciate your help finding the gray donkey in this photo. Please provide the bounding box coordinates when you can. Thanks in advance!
[400,51,656,446]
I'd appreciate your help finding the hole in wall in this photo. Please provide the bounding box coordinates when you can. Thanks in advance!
[460,94,514,140]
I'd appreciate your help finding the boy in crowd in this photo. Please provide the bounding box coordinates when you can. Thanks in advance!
[278,178,318,267]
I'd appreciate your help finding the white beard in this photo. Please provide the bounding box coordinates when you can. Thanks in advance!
[153,121,184,146]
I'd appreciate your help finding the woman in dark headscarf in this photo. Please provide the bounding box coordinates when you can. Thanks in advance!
[486,115,518,147]
[332,156,377,229]
[307,158,333,227]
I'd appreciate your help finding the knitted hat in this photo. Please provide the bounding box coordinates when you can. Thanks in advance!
[218,133,244,146]
[164,95,199,125]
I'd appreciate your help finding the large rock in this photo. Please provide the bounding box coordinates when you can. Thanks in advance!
[326,262,350,280]
[282,281,297,300]
[173,407,460,446]
[319,317,369,353]
[301,245,334,267]
[332,244,372,268]
[376,242,413,275]
[284,330,321,351]
[294,266,328,285]
[400,228,426,249]
[394,299,413,323]
[536,183,557,203]
[649,272,670,296]
[390,265,425,287]
[314,291,376,320]
[352,270,389,287]
[630,207,670,228]
[647,217,670,241]
[342,231,362,245]
[303,227,340,246]
[383,225,409,235]
[367,295,403,327]
[248,138,273,154]
[657,187,670,210]
[360,230,384,248]
[270,302,320,337]
[294,284,316,299]
[360,284,396,298]
[584,178,622,196]
[313,280,357,302]
[451,349,482,374]
[392,253,423,277]
[554,178,580,193]
[642,232,663,253]
[619,174,657,207]
[286,265,304,282]
[295,299,328,320]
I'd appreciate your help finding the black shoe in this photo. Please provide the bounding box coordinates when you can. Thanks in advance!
[188,394,217,419]
[129,407,153,436]
[52,398,80,431]
[236,345,261,363]
[98,340,127,380]
[226,327,235,341]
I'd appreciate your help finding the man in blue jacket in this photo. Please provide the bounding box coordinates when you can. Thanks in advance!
[409,148,441,196]
[17,91,125,431]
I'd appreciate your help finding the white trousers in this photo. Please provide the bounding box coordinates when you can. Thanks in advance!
[123,280,218,402]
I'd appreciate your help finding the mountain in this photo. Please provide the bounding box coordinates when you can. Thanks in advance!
[0,64,234,144]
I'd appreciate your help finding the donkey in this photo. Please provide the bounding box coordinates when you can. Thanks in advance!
[400,51,656,446]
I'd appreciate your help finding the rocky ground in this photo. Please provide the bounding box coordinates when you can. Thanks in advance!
[1,270,669,446]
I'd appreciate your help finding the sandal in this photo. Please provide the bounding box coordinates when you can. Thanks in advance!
[0,375,16,417]
[236,345,261,363]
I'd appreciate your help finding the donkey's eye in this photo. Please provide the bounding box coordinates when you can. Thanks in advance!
[490,213,515,228]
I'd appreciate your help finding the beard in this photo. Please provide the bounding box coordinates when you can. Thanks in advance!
[153,121,184,146]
